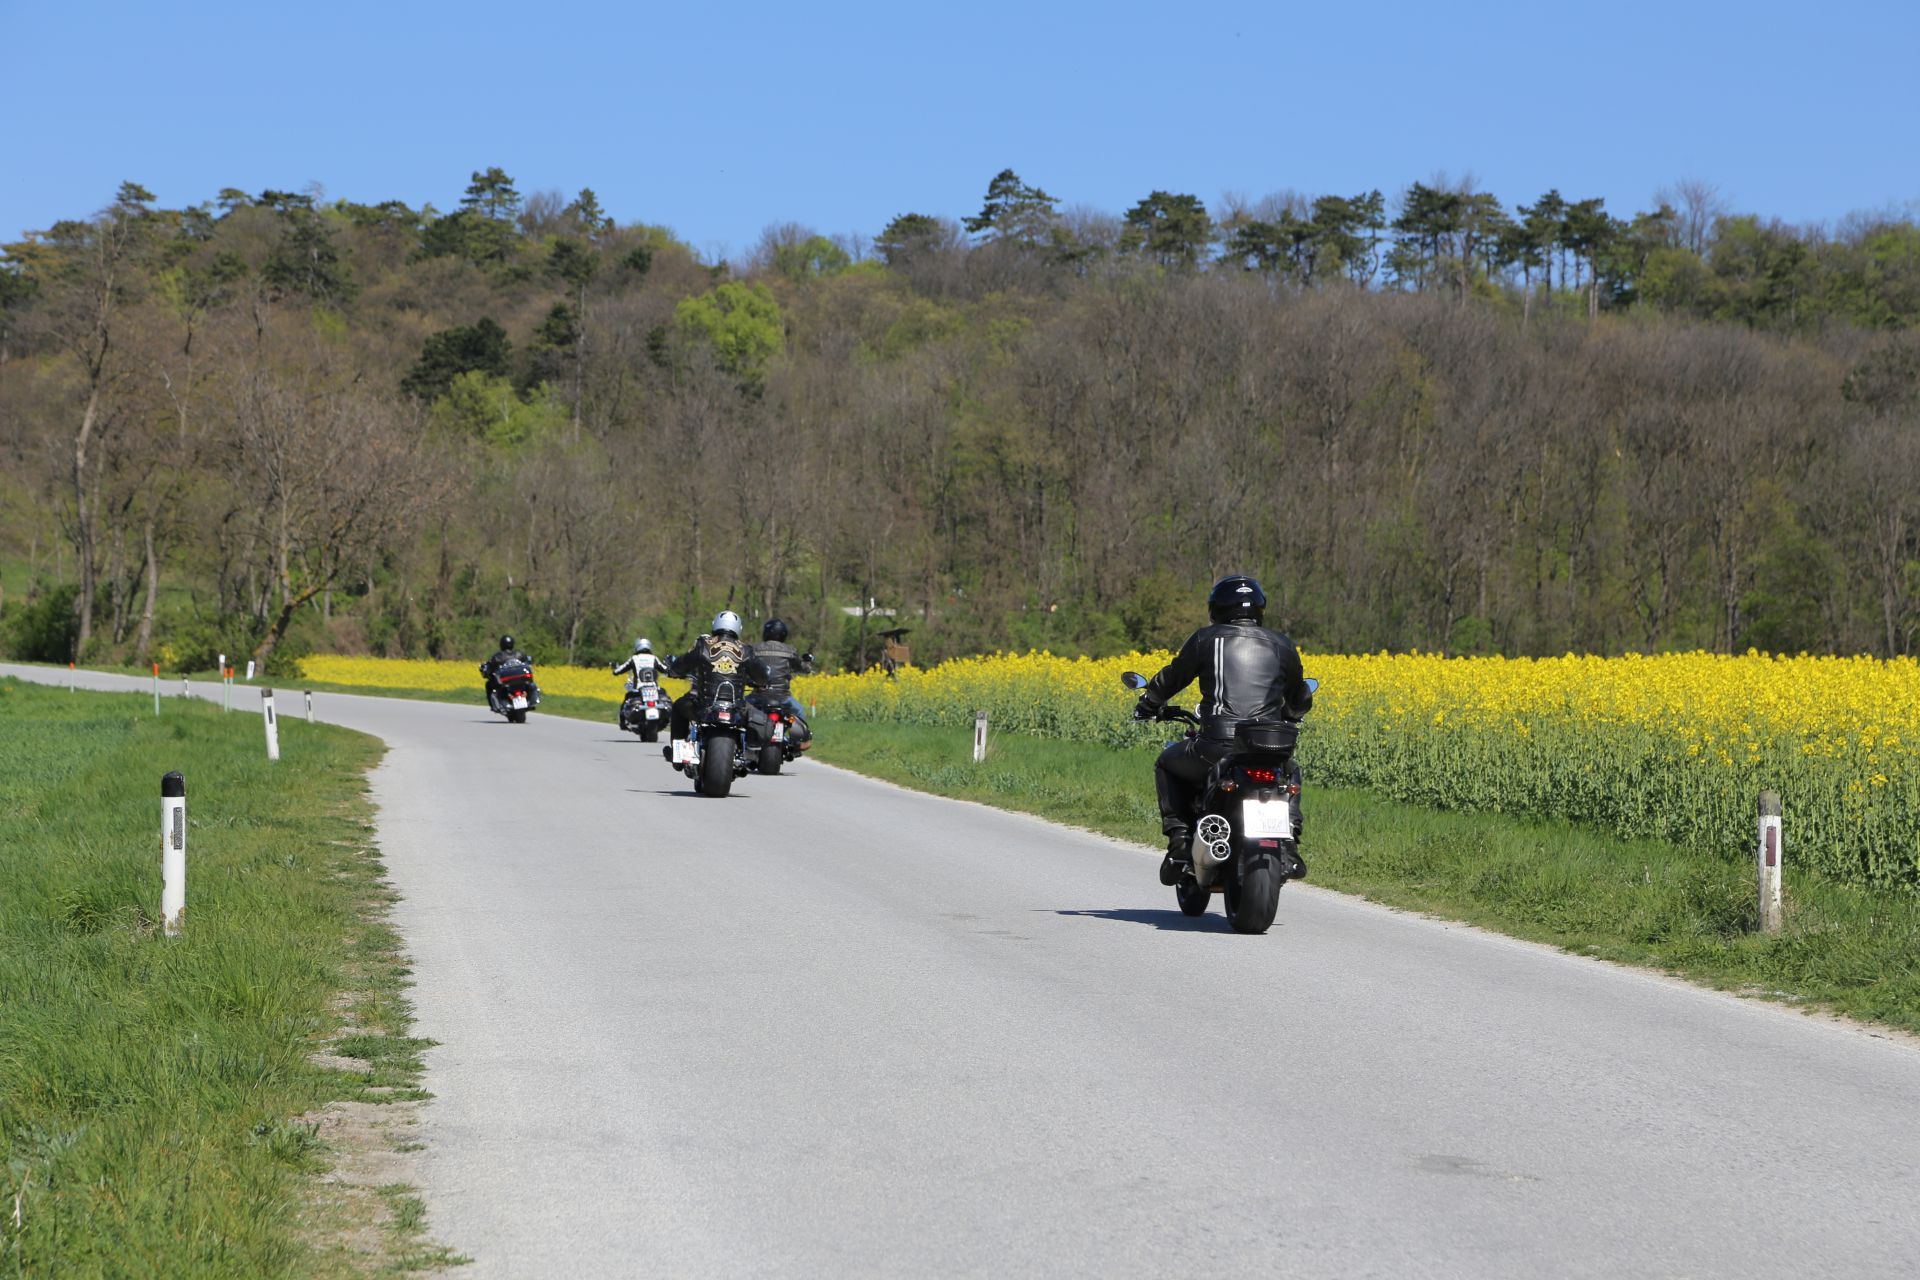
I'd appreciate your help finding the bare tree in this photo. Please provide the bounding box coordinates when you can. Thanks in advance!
[224,369,440,662]
[1654,177,1729,257]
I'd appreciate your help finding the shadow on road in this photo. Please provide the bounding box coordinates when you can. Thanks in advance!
[1052,908,1238,933]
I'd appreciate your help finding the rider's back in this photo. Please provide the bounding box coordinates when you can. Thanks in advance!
[1147,620,1308,737]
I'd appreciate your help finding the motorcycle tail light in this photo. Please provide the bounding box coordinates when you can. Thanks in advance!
[717,711,732,721]
[1244,767,1278,784]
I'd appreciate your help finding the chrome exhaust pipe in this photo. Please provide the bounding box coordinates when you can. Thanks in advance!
[1192,814,1234,885]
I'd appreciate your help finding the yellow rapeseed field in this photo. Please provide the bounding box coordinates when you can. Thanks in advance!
[300,649,1919,886]
[798,650,1920,887]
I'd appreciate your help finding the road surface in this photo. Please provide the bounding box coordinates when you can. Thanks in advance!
[11,664,1919,1278]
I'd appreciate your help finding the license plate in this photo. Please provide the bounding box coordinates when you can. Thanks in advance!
[644,707,659,719]
[772,723,785,742]
[510,694,528,709]
[1243,797,1291,839]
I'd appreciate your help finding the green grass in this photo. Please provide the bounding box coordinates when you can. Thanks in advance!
[0,680,442,1276]
[810,719,1920,1035]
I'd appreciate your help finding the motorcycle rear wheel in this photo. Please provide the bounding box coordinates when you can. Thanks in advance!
[700,736,736,797]
[758,744,783,775]
[1225,851,1282,934]
[507,709,527,724]
[640,723,660,744]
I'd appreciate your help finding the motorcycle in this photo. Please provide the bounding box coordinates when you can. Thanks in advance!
[486,658,541,724]
[671,678,758,798]
[744,691,808,775]
[618,678,667,743]
[1121,670,1318,935]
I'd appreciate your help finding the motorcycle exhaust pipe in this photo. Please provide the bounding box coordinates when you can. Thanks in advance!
[1191,814,1235,885]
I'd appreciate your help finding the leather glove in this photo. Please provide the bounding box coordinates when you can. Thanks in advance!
[1132,696,1157,722]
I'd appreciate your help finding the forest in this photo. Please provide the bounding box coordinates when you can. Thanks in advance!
[1,167,1916,672]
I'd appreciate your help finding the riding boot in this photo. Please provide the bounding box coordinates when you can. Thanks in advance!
[1160,830,1191,886]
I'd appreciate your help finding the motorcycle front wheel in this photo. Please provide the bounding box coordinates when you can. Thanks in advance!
[700,735,736,797]
[1225,851,1282,934]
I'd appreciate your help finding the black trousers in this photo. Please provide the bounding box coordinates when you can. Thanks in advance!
[669,692,698,741]
[1154,739,1304,843]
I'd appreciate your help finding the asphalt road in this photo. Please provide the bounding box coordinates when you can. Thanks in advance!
[12,664,1920,1278]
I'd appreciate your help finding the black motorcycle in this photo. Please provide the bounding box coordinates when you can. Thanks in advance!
[744,692,807,775]
[1122,670,1317,934]
[675,676,758,798]
[618,679,667,743]
[485,658,541,724]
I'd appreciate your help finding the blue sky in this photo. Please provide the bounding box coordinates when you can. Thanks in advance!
[5,0,1916,257]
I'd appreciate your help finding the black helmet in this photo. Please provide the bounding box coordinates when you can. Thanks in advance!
[1207,575,1266,625]
[499,634,515,650]
[763,618,789,642]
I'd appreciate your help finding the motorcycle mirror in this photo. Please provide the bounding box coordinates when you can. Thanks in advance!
[1305,677,1319,695]
[1121,671,1148,690]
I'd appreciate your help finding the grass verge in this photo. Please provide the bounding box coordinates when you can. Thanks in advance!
[810,718,1920,1036]
[0,680,457,1276]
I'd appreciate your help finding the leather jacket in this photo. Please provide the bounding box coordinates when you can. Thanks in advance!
[1140,620,1311,739]
[746,641,811,695]
[668,634,755,703]
[612,652,663,690]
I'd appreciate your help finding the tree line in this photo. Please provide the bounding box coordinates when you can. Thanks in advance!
[0,167,1915,673]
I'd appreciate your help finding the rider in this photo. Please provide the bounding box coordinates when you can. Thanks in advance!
[611,637,664,691]
[1132,575,1313,886]
[478,633,533,710]
[745,618,814,746]
[663,611,755,761]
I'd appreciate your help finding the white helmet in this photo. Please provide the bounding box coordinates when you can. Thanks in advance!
[711,611,742,638]
[634,637,651,653]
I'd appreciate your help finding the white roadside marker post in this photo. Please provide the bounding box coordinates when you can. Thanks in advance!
[973,710,989,763]
[161,772,186,937]
[152,662,160,715]
[181,675,190,697]
[304,690,313,721]
[262,688,280,762]
[1757,791,1784,934]
[69,660,75,691]
[245,659,255,682]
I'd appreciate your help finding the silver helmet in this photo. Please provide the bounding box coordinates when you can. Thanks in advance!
[634,637,651,653]
[711,611,743,638]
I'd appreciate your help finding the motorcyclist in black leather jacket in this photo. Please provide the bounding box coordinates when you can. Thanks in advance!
[1133,576,1313,885]
[478,634,534,710]
[663,611,756,755]
[745,618,814,745]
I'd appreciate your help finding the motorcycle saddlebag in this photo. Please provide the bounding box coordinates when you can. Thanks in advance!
[1234,719,1298,754]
